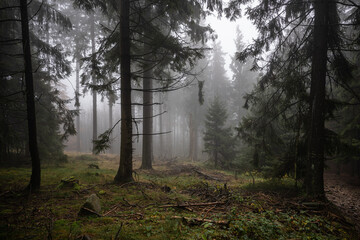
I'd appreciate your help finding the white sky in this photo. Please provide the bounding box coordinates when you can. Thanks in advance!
[206,14,258,79]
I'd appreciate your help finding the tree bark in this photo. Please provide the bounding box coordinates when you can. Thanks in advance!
[109,97,113,154]
[141,66,153,169]
[306,0,329,198]
[141,2,153,169]
[189,108,199,162]
[214,150,218,168]
[114,0,133,183]
[76,58,81,152]
[159,93,163,157]
[188,112,194,159]
[20,0,41,191]
[193,123,198,161]
[91,12,97,154]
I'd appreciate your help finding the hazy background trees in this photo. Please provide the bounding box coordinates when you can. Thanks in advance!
[1,0,359,195]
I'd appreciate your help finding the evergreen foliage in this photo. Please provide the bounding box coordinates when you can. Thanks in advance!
[229,27,257,124]
[203,97,236,168]
[225,0,360,196]
[0,0,76,165]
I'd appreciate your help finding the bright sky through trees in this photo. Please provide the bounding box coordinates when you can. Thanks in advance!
[206,14,258,79]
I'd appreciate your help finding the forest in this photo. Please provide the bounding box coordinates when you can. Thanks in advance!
[0,0,360,239]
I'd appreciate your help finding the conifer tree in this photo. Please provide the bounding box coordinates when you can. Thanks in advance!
[20,0,41,191]
[1,0,75,190]
[229,26,257,124]
[226,0,360,198]
[203,97,235,168]
[74,0,223,182]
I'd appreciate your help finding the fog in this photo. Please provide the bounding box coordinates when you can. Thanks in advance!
[63,9,259,161]
[2,0,360,236]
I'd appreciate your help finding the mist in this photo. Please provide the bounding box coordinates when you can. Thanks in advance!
[1,0,360,238]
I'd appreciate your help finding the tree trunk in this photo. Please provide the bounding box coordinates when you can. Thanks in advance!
[188,112,194,159]
[141,66,153,169]
[159,93,163,157]
[109,98,113,154]
[76,58,81,152]
[188,113,198,161]
[141,4,154,169]
[214,150,218,168]
[91,12,97,154]
[193,122,198,161]
[306,0,329,198]
[114,0,133,183]
[20,0,41,191]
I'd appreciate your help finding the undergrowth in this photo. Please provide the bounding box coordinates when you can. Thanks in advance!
[0,153,357,239]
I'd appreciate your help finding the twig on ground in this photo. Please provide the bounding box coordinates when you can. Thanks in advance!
[122,198,137,207]
[103,205,119,216]
[114,223,123,240]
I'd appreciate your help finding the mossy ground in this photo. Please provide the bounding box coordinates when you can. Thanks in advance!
[0,153,358,239]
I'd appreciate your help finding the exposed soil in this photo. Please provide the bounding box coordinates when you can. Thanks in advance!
[324,172,360,233]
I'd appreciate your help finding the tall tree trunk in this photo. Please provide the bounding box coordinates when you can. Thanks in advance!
[188,113,194,159]
[76,58,81,152]
[159,93,163,158]
[188,110,199,162]
[20,0,41,191]
[91,12,97,154]
[193,122,198,161]
[114,0,133,183]
[141,4,154,168]
[214,150,218,168]
[306,0,329,198]
[141,66,153,169]
[109,98,113,154]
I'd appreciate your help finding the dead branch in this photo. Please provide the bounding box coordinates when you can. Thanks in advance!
[159,201,226,208]
[171,216,229,227]
[122,198,137,207]
[111,213,144,219]
[114,223,123,240]
[192,169,220,181]
[103,205,119,216]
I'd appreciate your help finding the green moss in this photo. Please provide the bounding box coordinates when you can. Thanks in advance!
[0,157,357,240]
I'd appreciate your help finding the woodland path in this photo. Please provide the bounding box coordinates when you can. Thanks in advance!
[324,172,360,233]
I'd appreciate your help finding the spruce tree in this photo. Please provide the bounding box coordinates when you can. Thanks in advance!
[20,0,41,191]
[203,97,235,168]
[226,0,360,198]
[1,0,75,190]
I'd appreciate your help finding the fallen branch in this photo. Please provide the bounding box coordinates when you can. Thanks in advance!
[192,169,219,181]
[122,198,137,207]
[103,205,119,216]
[114,223,123,240]
[111,213,144,219]
[159,201,226,208]
[171,216,229,227]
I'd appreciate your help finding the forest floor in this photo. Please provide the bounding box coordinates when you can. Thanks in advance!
[0,153,358,239]
[324,172,360,234]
